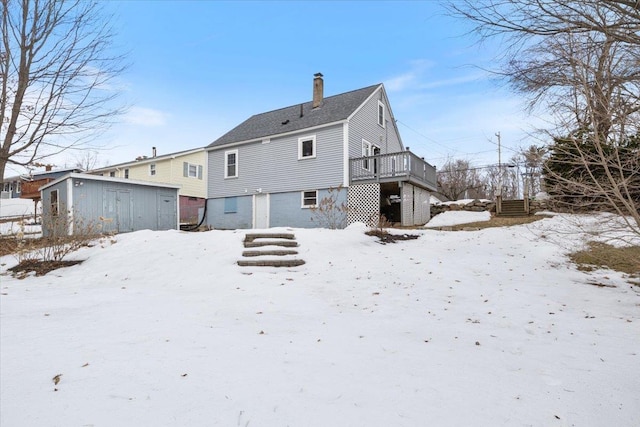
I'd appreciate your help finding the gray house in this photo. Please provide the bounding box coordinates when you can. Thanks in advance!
[40,173,180,236]
[206,73,437,229]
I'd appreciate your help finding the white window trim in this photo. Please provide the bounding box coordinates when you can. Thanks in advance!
[224,149,238,178]
[362,139,373,171]
[149,163,157,176]
[187,163,198,178]
[50,189,60,217]
[378,100,386,128]
[301,190,318,208]
[298,135,316,160]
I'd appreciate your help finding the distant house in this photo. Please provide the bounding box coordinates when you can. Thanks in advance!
[89,147,207,225]
[205,73,437,229]
[1,175,22,199]
[2,167,83,221]
[18,167,84,202]
[40,173,180,236]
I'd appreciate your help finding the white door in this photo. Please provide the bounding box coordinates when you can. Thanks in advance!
[253,193,269,228]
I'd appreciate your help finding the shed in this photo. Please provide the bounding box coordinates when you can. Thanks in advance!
[40,173,180,236]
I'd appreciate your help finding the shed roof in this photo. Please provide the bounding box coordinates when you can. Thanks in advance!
[39,173,182,191]
[208,84,381,148]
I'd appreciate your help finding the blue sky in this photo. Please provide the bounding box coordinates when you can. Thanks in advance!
[49,1,545,172]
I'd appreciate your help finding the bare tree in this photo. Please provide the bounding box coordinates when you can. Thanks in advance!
[520,145,547,196]
[436,157,486,201]
[483,161,520,199]
[72,149,99,171]
[447,0,640,236]
[1,0,126,179]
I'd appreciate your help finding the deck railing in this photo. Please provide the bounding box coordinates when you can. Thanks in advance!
[20,179,53,199]
[349,151,437,190]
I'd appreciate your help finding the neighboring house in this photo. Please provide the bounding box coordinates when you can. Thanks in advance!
[89,147,207,224]
[40,173,180,236]
[205,73,437,229]
[20,167,84,201]
[1,175,22,199]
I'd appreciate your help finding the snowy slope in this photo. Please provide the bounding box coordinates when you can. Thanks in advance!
[1,214,638,427]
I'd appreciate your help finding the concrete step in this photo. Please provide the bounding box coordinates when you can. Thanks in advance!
[244,240,299,248]
[242,249,299,257]
[239,232,305,267]
[237,259,306,267]
[244,233,296,242]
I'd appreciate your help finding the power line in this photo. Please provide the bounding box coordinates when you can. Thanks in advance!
[436,162,520,174]
[396,120,461,155]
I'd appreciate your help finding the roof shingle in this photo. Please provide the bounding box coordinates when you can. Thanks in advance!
[208,84,380,148]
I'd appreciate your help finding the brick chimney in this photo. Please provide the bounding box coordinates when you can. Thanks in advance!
[313,73,323,109]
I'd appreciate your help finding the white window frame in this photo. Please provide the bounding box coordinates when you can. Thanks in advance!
[298,135,316,160]
[188,163,198,178]
[362,139,373,171]
[378,100,386,128]
[15,182,21,193]
[225,149,238,178]
[124,169,129,179]
[109,171,116,177]
[301,190,318,208]
[50,189,59,217]
[149,163,157,176]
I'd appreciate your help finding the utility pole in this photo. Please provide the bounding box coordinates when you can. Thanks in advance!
[495,131,502,194]
[495,131,502,171]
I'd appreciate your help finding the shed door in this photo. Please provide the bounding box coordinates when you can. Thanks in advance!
[104,189,132,233]
[158,193,177,230]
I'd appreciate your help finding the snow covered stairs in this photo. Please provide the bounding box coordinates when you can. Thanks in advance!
[237,233,305,267]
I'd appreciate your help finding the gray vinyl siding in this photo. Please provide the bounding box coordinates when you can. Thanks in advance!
[270,188,346,228]
[206,196,253,229]
[348,87,403,158]
[207,124,344,198]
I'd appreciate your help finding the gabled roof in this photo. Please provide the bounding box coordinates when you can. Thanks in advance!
[90,147,205,173]
[208,84,381,148]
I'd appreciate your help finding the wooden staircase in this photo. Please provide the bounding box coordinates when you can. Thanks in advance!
[237,233,305,267]
[497,199,529,217]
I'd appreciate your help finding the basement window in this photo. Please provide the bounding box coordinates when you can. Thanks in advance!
[301,190,318,208]
[224,197,238,213]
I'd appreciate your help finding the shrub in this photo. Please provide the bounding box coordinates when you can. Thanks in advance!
[311,186,349,229]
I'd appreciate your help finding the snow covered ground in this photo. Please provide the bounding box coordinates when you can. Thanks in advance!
[424,210,491,228]
[1,213,639,426]
[0,198,41,237]
[0,198,38,219]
